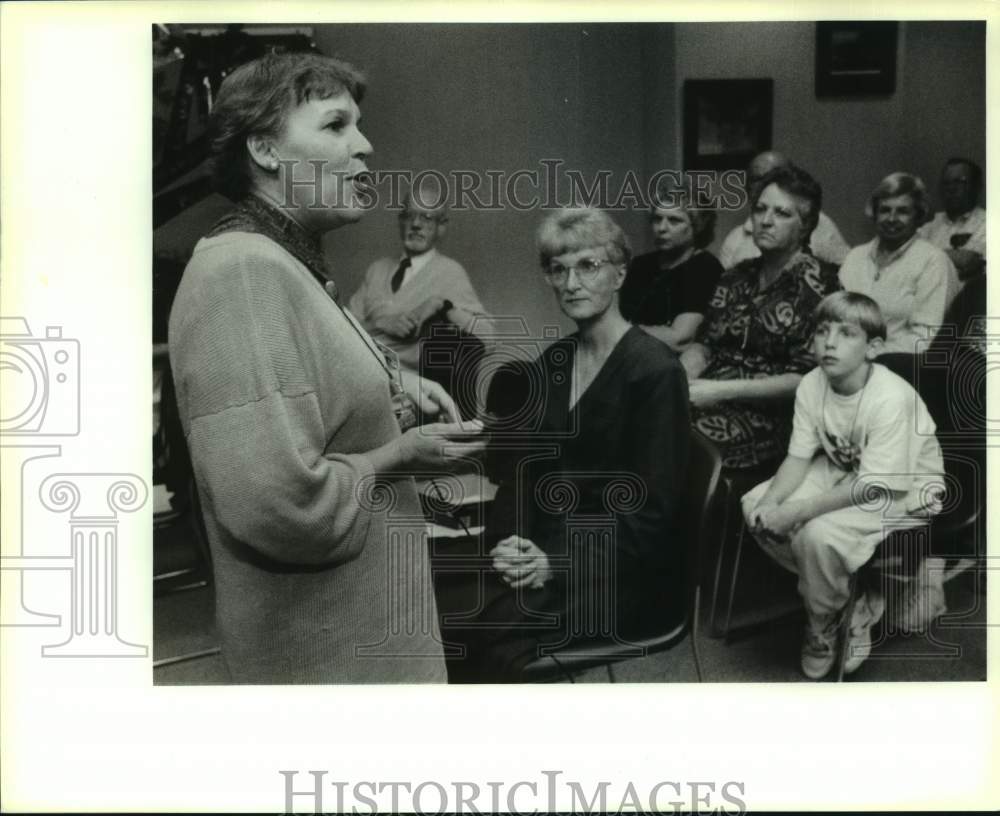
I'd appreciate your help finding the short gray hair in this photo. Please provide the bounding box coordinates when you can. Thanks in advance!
[865,172,931,223]
[536,207,632,268]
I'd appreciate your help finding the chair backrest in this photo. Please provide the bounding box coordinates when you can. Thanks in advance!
[679,431,723,621]
[418,319,487,420]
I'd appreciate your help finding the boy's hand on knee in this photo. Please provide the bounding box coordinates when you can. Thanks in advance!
[758,503,802,538]
[747,502,774,531]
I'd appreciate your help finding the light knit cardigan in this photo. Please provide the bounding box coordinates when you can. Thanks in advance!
[169,232,446,683]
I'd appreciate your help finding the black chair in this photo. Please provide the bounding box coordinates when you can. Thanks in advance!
[517,431,723,682]
[707,461,785,639]
[713,281,988,671]
[418,319,486,420]
[833,283,988,680]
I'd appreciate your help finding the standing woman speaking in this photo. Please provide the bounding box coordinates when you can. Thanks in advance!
[168,53,485,683]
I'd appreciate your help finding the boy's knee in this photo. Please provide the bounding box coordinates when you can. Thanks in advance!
[792,516,836,555]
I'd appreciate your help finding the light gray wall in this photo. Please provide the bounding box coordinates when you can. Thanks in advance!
[315,23,671,339]
[156,22,984,335]
[673,21,985,252]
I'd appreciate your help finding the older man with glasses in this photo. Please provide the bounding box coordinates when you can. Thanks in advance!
[349,183,491,374]
[918,157,987,283]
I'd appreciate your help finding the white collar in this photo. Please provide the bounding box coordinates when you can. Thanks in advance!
[943,207,981,226]
[401,247,438,275]
[870,234,918,267]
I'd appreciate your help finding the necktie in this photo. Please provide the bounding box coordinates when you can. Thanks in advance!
[390,257,411,293]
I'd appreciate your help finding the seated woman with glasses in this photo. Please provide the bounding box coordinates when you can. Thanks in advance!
[619,182,724,353]
[442,207,691,682]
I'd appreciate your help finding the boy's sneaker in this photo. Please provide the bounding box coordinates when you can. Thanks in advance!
[844,591,886,675]
[801,612,839,679]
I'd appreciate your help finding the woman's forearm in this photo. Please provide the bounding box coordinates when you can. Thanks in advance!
[639,313,704,353]
[714,372,802,402]
[680,342,711,379]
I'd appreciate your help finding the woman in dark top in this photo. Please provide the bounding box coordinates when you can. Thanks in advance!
[443,208,691,682]
[619,187,723,352]
[680,164,842,470]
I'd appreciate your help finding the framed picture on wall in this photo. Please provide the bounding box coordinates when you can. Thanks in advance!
[682,78,773,171]
[815,21,898,96]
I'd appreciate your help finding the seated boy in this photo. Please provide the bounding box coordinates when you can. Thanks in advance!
[741,291,944,679]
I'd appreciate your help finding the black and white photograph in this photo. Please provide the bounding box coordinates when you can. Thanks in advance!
[3,4,997,813]
[151,20,987,686]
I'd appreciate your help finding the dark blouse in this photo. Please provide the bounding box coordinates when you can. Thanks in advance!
[691,251,842,470]
[620,249,724,326]
[452,327,691,679]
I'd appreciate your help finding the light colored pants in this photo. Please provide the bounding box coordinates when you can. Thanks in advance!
[741,457,928,617]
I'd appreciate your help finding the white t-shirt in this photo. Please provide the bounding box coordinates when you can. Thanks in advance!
[788,364,944,500]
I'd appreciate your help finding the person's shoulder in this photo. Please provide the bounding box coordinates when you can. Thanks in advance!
[623,327,685,378]
[721,256,757,282]
[910,236,949,262]
[721,221,746,244]
[687,249,724,274]
[840,241,872,269]
[816,209,843,231]
[628,251,659,273]
[867,363,920,411]
[184,232,295,289]
[430,252,468,275]
[796,365,825,397]
[363,255,397,276]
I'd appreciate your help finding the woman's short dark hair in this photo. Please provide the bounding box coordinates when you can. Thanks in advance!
[209,52,366,200]
[750,163,823,249]
[650,180,716,250]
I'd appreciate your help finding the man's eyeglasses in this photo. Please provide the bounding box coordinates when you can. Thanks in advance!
[398,211,442,225]
[543,257,612,284]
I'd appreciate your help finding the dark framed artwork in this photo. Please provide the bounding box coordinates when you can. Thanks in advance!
[815,21,898,97]
[682,79,773,171]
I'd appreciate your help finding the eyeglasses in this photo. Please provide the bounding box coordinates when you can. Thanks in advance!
[398,211,442,225]
[543,257,612,284]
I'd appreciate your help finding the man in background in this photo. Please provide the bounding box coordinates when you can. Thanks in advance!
[349,187,490,374]
[919,157,986,282]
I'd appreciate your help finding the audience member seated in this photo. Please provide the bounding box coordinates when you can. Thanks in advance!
[619,182,724,352]
[718,151,850,270]
[839,172,958,355]
[742,292,944,680]
[918,157,986,283]
[443,208,690,682]
[348,185,491,373]
[681,164,842,471]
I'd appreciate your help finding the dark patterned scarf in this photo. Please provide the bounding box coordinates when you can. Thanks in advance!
[206,194,339,302]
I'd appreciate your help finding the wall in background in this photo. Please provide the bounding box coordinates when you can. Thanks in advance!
[673,21,986,251]
[156,22,984,343]
[314,23,674,340]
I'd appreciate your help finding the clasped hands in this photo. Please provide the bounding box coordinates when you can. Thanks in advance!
[374,296,451,340]
[746,500,803,541]
[490,535,552,591]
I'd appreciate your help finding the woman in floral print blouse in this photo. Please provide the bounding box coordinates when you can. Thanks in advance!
[680,164,842,470]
